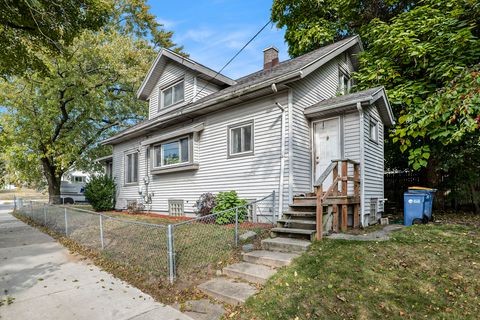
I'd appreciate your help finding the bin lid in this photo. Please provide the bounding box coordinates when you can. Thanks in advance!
[408,186,436,191]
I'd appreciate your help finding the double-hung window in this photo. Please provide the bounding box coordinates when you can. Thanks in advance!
[125,152,139,184]
[228,121,254,157]
[338,69,352,95]
[370,119,379,143]
[161,80,184,109]
[153,137,190,168]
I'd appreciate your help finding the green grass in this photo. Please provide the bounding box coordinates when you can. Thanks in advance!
[237,223,480,320]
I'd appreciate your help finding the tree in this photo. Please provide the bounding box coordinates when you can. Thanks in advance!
[272,0,480,184]
[0,0,183,203]
[0,0,110,75]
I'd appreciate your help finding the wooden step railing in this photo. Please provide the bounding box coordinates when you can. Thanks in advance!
[314,159,360,240]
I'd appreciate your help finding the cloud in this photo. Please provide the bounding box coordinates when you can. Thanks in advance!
[156,18,182,29]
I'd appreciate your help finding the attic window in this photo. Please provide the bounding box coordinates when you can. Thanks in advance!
[370,119,379,143]
[161,80,184,108]
[338,69,351,95]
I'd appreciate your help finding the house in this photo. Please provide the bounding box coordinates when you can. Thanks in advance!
[100,35,394,233]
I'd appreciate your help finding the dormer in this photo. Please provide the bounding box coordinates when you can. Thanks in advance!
[137,49,236,119]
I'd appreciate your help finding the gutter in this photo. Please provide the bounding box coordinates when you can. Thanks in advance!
[356,102,366,226]
[103,70,304,145]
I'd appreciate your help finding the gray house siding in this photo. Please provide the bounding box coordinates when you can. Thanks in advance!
[113,92,289,216]
[288,55,355,197]
[363,104,385,223]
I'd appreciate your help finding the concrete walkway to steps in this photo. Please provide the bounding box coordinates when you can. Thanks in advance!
[326,224,405,241]
[0,209,193,320]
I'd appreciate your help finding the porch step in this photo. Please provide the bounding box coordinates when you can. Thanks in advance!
[283,211,316,217]
[222,262,276,284]
[261,237,311,253]
[198,278,257,305]
[278,219,316,230]
[242,250,299,268]
[292,196,317,205]
[271,227,316,241]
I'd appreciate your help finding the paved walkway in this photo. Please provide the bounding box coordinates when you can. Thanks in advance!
[326,224,404,241]
[0,208,192,320]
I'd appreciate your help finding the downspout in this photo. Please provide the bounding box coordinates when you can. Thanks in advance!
[288,89,294,204]
[357,102,366,226]
[272,83,285,219]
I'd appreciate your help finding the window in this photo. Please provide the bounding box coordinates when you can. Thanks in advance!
[228,121,254,157]
[153,137,190,168]
[161,81,184,108]
[73,176,86,183]
[338,69,352,95]
[105,161,113,178]
[125,152,139,184]
[370,119,379,143]
[168,199,184,216]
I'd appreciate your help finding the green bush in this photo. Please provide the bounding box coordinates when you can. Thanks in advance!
[212,191,248,225]
[84,175,116,211]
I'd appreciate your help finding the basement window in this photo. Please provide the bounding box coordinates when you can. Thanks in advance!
[168,199,184,216]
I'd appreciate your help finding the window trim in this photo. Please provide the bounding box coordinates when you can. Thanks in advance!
[338,67,352,95]
[369,118,379,143]
[227,120,254,158]
[152,135,192,169]
[160,79,185,110]
[124,150,139,185]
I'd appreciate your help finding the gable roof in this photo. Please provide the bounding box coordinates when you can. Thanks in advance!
[137,49,237,100]
[304,86,395,126]
[104,36,364,145]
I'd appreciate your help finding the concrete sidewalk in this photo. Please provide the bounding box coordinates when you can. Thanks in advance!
[0,209,192,320]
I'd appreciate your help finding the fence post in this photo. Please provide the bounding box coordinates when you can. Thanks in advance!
[43,204,47,225]
[167,224,175,284]
[30,201,33,217]
[99,215,105,250]
[13,195,16,211]
[234,208,239,246]
[64,207,68,236]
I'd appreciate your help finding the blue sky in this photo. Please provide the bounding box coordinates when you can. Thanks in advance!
[148,0,289,79]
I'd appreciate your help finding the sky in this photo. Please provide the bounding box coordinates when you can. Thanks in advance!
[148,0,289,79]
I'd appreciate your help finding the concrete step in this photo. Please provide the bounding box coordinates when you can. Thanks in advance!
[242,250,299,268]
[197,278,257,305]
[222,262,276,285]
[261,237,311,253]
[271,227,315,235]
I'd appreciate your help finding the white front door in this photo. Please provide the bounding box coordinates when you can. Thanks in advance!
[313,118,341,188]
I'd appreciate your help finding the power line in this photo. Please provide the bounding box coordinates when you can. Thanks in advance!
[189,20,272,103]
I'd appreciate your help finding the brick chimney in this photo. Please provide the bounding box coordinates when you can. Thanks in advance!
[263,46,279,69]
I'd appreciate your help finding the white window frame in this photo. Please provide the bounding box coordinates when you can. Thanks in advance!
[228,120,254,158]
[152,136,191,169]
[338,68,352,95]
[160,80,184,109]
[125,151,139,185]
[369,119,379,143]
[73,176,86,183]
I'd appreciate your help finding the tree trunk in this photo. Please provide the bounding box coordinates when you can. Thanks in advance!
[41,158,63,204]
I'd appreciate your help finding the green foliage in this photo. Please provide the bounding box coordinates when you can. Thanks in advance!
[84,175,116,211]
[0,0,110,75]
[212,191,248,225]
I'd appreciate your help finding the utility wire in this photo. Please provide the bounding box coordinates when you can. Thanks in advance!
[189,19,272,104]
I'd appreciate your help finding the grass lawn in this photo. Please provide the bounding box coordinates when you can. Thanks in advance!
[235,222,480,320]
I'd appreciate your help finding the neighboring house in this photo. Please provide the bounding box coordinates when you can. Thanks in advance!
[100,35,394,227]
[60,170,90,203]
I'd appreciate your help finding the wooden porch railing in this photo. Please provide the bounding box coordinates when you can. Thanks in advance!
[314,159,360,240]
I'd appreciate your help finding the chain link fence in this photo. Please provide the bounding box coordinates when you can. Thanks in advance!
[14,192,276,284]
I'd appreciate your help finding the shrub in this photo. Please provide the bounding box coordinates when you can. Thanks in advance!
[195,192,216,216]
[126,200,144,214]
[212,191,248,225]
[84,175,116,211]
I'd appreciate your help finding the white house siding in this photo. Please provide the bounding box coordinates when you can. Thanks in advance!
[113,92,289,216]
[363,104,385,223]
[288,56,354,197]
[194,78,221,100]
[148,62,219,119]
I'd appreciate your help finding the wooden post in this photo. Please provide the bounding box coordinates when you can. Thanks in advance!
[341,204,348,232]
[332,162,338,196]
[316,186,323,240]
[341,161,348,195]
[353,204,359,228]
[332,204,339,232]
[353,163,360,228]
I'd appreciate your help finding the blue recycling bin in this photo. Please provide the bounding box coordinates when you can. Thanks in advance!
[408,187,437,221]
[404,192,427,226]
